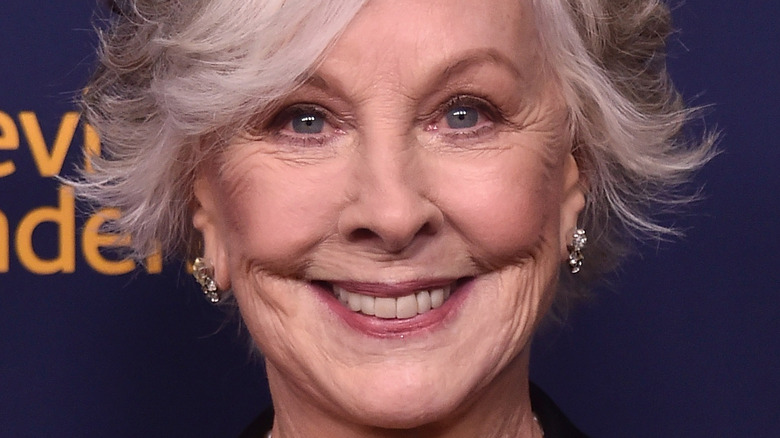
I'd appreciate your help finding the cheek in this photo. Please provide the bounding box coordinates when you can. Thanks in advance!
[433,149,562,259]
[211,151,345,268]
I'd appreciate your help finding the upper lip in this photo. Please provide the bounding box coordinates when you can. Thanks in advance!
[325,278,462,298]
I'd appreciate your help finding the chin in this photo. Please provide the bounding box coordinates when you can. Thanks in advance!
[326,356,491,429]
[344,388,462,429]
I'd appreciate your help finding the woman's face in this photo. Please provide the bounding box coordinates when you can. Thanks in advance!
[194,0,583,429]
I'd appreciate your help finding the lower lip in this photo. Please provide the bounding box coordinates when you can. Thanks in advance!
[311,279,475,338]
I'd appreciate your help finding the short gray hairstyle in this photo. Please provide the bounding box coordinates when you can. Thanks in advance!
[76,0,714,301]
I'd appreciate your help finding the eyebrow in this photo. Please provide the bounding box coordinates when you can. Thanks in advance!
[435,48,525,86]
[300,47,525,98]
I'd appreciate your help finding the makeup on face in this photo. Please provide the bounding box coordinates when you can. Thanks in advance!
[194,0,582,430]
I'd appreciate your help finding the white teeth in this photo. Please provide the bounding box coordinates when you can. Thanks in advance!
[347,292,362,312]
[331,284,454,319]
[374,297,396,319]
[430,288,444,309]
[416,290,432,314]
[360,294,375,316]
[396,294,418,319]
[338,288,349,304]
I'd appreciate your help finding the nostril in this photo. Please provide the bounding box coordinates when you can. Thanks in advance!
[347,221,437,254]
[416,221,438,237]
[349,227,378,243]
[337,187,444,253]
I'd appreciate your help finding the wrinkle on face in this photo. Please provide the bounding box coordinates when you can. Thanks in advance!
[190,0,586,434]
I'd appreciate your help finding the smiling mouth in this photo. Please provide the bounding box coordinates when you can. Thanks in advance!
[313,279,469,320]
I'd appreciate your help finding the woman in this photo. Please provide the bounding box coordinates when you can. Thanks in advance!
[78,0,713,436]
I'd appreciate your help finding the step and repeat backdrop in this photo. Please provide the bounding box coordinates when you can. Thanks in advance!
[1,1,777,437]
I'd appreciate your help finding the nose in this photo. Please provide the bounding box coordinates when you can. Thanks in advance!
[337,141,443,254]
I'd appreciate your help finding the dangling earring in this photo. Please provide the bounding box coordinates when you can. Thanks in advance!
[192,257,220,303]
[567,228,587,274]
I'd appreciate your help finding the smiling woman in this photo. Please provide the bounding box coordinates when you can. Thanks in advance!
[74,0,713,437]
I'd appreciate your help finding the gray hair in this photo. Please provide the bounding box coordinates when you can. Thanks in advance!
[76,0,714,301]
[534,0,714,301]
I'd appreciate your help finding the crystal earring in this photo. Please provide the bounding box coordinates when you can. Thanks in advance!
[192,257,220,303]
[567,228,587,274]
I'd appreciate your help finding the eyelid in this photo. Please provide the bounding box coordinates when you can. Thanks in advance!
[262,102,353,149]
[271,103,333,130]
[424,95,502,132]
[429,95,504,124]
[242,103,332,139]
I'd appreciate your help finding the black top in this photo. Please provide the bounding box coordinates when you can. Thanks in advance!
[239,382,589,437]
[528,382,590,437]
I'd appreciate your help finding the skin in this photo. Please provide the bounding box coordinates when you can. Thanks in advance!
[193,0,585,437]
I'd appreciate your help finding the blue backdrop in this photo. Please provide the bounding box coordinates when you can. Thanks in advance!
[1,1,777,437]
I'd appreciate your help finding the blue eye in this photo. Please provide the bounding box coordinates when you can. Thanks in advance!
[291,113,325,134]
[445,106,479,129]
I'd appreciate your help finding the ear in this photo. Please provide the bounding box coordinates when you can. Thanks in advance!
[559,153,586,260]
[192,176,231,291]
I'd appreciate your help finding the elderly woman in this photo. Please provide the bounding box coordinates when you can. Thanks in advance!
[78,0,712,436]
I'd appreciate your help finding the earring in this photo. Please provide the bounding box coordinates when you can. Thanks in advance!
[567,228,587,274]
[192,257,220,303]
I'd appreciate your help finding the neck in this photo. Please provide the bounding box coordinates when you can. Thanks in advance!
[266,350,542,438]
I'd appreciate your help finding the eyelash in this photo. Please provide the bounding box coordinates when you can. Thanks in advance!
[431,95,503,137]
[255,94,505,147]
[245,103,344,148]
[265,104,344,148]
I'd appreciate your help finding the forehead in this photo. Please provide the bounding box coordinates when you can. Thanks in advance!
[319,0,542,89]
